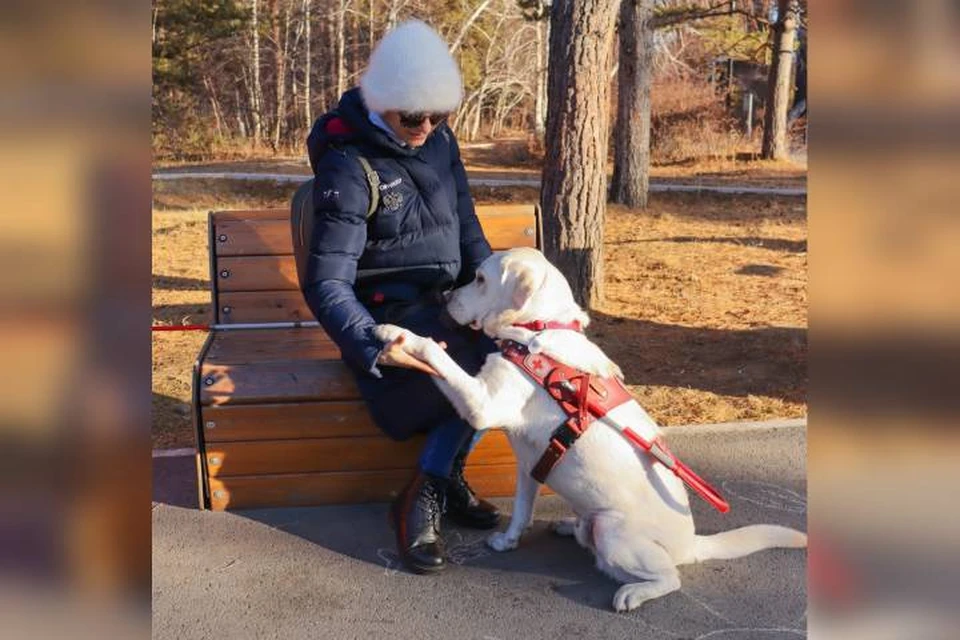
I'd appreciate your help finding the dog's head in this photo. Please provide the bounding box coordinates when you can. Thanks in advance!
[446,248,589,337]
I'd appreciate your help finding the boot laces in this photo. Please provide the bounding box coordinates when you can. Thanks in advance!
[418,479,446,530]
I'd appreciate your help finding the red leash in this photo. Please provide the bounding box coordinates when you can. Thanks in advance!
[151,324,210,332]
[619,428,730,513]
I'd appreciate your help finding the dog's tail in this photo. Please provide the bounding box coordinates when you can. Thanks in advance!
[693,525,807,562]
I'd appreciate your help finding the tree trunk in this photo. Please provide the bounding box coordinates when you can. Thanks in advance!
[533,19,546,139]
[235,85,248,138]
[251,0,263,147]
[335,0,347,98]
[318,3,329,109]
[368,0,375,52]
[761,0,798,160]
[303,0,312,127]
[203,75,226,140]
[610,0,653,209]
[274,0,291,150]
[470,84,487,140]
[541,0,620,308]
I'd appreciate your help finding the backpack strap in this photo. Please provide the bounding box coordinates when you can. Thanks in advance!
[342,146,380,219]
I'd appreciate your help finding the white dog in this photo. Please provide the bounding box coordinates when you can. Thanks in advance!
[374,247,806,612]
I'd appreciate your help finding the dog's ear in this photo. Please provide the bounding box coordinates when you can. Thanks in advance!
[511,267,541,311]
[481,255,545,333]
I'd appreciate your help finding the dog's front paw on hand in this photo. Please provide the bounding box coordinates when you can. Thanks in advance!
[486,531,520,552]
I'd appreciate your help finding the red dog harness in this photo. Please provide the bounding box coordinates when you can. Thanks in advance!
[501,328,730,513]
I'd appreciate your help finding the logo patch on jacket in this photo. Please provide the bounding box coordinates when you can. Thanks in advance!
[379,178,402,191]
[382,191,403,211]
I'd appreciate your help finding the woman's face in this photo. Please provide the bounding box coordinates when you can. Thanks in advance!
[381,110,446,148]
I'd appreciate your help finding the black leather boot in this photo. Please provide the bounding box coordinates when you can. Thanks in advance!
[445,451,501,529]
[389,471,447,574]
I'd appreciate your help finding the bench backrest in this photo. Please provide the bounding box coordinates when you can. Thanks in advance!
[208,204,541,325]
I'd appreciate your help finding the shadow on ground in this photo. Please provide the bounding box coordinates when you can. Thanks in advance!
[589,312,806,404]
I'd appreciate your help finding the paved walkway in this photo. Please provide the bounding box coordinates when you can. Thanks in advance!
[151,170,806,197]
[153,420,807,639]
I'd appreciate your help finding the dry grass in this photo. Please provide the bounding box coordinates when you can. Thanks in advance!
[596,195,806,427]
[152,183,806,449]
[152,210,211,448]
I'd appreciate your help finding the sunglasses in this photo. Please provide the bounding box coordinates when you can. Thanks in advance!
[397,111,449,128]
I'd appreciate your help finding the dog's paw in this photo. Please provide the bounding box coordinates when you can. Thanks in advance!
[373,324,406,344]
[612,584,654,613]
[486,531,520,552]
[551,517,577,537]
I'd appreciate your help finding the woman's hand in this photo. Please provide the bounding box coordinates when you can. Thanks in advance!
[376,333,447,377]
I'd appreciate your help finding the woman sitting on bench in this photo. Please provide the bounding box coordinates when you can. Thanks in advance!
[300,20,500,575]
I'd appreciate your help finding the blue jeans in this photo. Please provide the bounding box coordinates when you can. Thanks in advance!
[353,303,498,478]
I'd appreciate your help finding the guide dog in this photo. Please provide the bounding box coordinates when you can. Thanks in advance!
[375,248,806,611]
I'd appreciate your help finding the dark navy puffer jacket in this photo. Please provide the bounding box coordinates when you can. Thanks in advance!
[303,88,492,377]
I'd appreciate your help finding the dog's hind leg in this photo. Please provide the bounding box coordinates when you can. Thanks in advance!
[592,513,681,612]
[487,470,540,552]
[551,517,577,537]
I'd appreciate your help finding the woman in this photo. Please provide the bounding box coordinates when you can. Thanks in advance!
[302,20,500,574]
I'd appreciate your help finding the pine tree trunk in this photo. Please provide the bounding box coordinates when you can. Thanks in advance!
[761,0,798,160]
[541,0,620,308]
[610,0,653,209]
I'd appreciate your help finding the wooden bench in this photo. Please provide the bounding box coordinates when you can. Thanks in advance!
[192,201,542,510]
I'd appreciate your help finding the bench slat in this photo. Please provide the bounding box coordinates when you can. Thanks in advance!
[217,290,313,324]
[204,328,336,365]
[216,255,299,292]
[212,204,537,255]
[207,435,424,477]
[205,430,512,477]
[202,401,379,442]
[207,463,526,510]
[214,218,293,256]
[200,360,360,405]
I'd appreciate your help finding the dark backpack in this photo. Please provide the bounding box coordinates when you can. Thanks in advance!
[291,146,380,294]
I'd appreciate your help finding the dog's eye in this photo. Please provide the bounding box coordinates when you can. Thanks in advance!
[475,272,485,285]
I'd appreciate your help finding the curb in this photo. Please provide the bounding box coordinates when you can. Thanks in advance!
[662,417,806,436]
[150,417,806,458]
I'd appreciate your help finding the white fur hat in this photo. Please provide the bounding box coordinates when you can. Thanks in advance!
[360,20,463,114]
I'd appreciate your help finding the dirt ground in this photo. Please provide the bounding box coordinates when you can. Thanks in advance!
[152,177,806,449]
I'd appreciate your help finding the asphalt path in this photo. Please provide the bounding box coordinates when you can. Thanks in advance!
[153,420,807,640]
[152,170,806,197]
